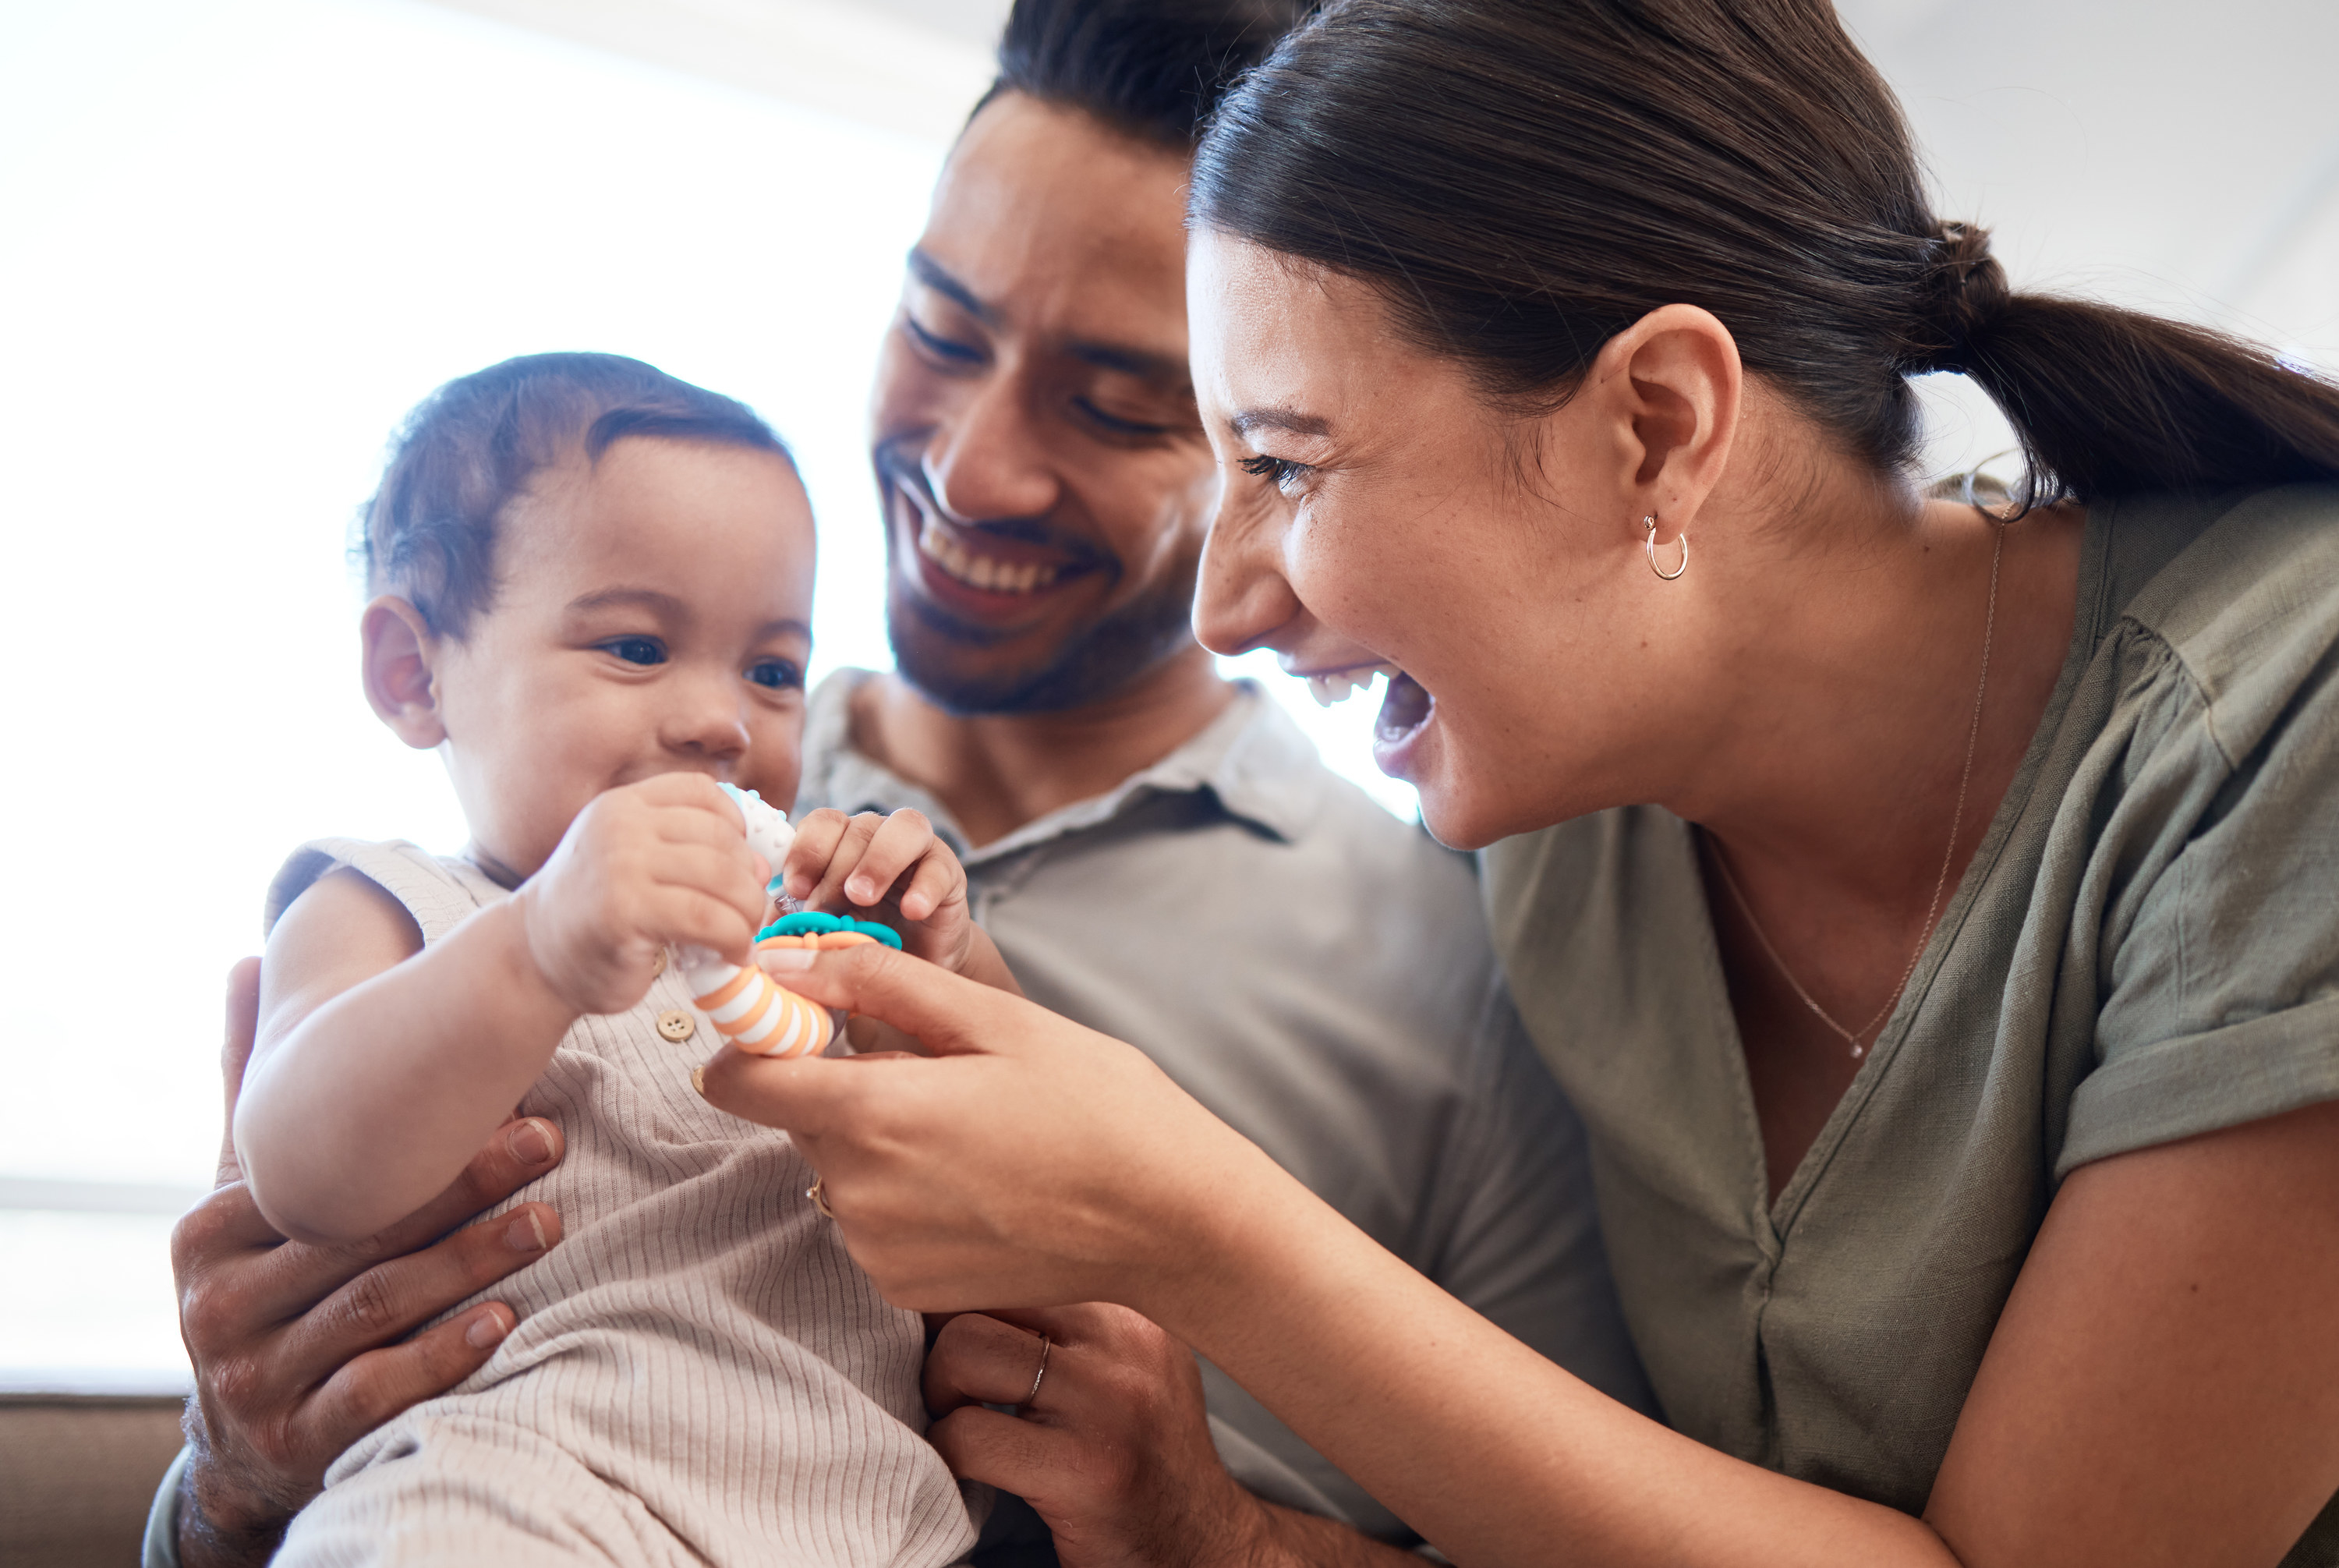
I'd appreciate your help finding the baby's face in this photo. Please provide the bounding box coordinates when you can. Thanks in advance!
[429,436,816,883]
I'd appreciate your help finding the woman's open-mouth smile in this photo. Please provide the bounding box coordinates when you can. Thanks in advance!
[1293,660,1437,777]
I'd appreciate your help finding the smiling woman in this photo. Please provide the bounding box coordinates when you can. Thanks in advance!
[696,0,2339,1563]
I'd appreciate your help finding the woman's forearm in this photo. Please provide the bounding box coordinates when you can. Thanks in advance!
[236,899,576,1243]
[1155,1176,1955,1568]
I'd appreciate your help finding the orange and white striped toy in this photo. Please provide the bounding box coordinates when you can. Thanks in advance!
[671,785,899,1059]
[679,927,892,1059]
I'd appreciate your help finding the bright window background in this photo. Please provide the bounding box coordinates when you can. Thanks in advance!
[0,0,1408,1390]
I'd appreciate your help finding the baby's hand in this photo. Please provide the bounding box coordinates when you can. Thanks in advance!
[517,774,766,1016]
[776,809,975,974]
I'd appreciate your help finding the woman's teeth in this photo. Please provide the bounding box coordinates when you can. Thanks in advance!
[1306,664,1403,708]
[918,517,1060,595]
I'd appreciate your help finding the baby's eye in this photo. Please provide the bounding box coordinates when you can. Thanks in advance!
[747,659,804,692]
[600,636,666,666]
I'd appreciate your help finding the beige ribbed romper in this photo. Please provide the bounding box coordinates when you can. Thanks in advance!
[266,839,977,1568]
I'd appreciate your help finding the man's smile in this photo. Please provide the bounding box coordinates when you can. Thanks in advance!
[882,459,1115,628]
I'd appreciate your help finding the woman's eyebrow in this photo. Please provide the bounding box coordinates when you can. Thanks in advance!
[1232,407,1331,440]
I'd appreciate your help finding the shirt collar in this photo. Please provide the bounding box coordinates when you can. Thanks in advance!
[797,668,1325,865]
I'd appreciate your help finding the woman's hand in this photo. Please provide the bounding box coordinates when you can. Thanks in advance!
[925,1305,1419,1568]
[695,941,1286,1315]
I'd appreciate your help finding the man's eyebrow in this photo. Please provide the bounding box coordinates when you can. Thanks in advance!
[1231,407,1331,440]
[1067,340,1191,384]
[905,250,998,326]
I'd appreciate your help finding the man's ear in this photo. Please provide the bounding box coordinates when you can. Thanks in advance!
[360,596,448,749]
[1578,302,1743,531]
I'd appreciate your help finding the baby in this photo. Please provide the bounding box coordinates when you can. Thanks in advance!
[233,352,1014,1566]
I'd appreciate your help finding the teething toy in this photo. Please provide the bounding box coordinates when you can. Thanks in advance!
[669,785,891,1059]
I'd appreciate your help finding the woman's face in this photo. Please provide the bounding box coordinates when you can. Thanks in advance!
[1188,232,1695,848]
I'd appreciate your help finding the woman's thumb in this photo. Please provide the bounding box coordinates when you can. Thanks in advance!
[694,1043,860,1134]
[755,942,1003,1057]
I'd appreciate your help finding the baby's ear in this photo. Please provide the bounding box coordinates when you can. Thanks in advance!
[360,596,447,749]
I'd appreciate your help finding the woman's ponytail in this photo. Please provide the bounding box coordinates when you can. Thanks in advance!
[1913,220,2339,499]
[1193,0,2339,505]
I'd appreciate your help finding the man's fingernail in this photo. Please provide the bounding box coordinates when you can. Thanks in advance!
[846,879,873,904]
[465,1309,510,1350]
[691,1064,706,1097]
[504,1210,549,1252]
[759,948,816,973]
[508,1119,554,1166]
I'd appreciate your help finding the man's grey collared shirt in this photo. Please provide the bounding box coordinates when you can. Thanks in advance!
[799,672,1654,1540]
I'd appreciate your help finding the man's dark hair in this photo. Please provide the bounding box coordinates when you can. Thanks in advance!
[978,0,1315,150]
[360,352,790,640]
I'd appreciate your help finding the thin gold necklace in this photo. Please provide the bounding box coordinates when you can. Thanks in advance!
[1710,516,2005,1060]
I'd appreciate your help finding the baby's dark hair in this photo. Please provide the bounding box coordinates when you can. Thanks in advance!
[361,352,792,641]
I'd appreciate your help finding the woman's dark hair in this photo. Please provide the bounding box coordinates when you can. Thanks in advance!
[980,0,1316,150]
[1191,0,2339,502]
[361,352,790,640]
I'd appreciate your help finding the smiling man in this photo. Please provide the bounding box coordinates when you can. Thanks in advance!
[795,1,1654,1561]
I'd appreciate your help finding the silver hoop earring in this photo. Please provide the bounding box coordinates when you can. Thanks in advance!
[1644,514,1688,581]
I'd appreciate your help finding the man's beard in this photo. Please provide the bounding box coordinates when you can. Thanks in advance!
[886,572,1201,717]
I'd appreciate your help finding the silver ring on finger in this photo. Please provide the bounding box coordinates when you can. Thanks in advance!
[1021,1333,1051,1410]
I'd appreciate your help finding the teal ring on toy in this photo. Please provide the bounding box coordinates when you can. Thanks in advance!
[756,911,904,950]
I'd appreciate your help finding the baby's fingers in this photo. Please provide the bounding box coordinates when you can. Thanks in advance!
[892,844,964,926]
[844,810,948,911]
[780,809,855,904]
[656,843,767,928]
[797,812,887,912]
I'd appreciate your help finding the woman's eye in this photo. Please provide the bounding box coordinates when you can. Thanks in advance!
[747,660,804,692]
[903,313,982,365]
[1239,453,1311,493]
[601,636,666,666]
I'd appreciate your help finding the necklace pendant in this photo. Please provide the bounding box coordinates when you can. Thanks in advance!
[1851,1042,1867,1060]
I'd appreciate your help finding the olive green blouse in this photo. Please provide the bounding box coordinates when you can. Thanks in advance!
[1484,486,2339,1562]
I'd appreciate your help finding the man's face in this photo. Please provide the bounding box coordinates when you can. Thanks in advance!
[869,91,1216,715]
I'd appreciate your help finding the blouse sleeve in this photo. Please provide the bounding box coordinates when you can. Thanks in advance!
[2058,607,2339,1177]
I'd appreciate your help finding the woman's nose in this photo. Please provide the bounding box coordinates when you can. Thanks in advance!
[925,376,1059,524]
[1193,489,1305,657]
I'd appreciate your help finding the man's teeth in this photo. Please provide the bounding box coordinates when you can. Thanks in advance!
[1306,664,1403,708]
[918,516,1061,595]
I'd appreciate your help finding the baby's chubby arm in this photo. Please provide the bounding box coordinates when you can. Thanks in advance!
[235,774,766,1244]
[777,808,1021,998]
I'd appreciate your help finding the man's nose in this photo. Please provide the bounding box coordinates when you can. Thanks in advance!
[923,375,1059,524]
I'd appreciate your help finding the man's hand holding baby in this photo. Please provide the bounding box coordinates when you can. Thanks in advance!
[515,773,771,1017]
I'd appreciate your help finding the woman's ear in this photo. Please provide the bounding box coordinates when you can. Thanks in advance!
[360,596,448,749]
[1580,303,1743,530]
